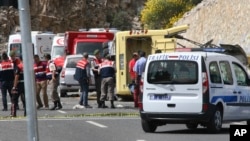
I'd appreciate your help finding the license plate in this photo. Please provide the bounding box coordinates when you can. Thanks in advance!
[149,94,171,100]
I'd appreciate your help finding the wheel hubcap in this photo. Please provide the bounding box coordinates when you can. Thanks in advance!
[214,111,221,129]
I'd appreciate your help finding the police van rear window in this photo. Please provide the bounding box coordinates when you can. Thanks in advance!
[147,60,198,84]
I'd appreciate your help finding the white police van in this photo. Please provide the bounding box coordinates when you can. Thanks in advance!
[140,49,250,133]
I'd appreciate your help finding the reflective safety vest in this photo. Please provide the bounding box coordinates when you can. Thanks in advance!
[99,59,115,78]
[74,59,89,81]
[92,57,102,76]
[34,61,47,81]
[0,60,15,81]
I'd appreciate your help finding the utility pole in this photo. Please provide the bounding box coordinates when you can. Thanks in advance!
[17,0,39,141]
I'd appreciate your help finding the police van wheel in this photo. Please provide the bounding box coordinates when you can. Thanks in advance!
[247,120,250,125]
[141,119,157,133]
[207,107,222,133]
[186,123,198,130]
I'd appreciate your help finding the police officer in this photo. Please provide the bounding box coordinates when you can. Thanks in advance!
[34,54,49,109]
[91,49,102,108]
[11,56,26,117]
[99,54,116,108]
[0,52,15,111]
[74,52,91,108]
[9,50,22,109]
[45,54,62,110]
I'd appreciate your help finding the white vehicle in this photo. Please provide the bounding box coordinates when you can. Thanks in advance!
[51,33,65,60]
[7,33,22,57]
[7,31,55,61]
[58,54,95,97]
[88,28,119,57]
[140,49,250,133]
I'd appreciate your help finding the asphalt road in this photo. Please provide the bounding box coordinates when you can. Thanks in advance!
[0,117,235,141]
[0,92,138,118]
[0,87,242,141]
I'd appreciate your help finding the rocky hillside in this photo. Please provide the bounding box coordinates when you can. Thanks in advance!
[0,0,145,50]
[1,0,250,56]
[175,0,250,56]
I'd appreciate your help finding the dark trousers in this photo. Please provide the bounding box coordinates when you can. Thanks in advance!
[78,79,89,106]
[1,81,13,110]
[95,76,102,105]
[11,82,26,116]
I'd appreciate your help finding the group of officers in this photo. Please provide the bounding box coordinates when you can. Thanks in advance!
[74,49,116,109]
[0,51,62,117]
[0,48,142,117]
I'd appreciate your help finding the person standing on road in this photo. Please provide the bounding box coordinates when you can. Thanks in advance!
[11,56,26,117]
[91,49,103,108]
[129,52,138,83]
[34,54,49,109]
[99,54,116,109]
[133,51,147,108]
[9,50,22,110]
[45,54,62,110]
[0,52,15,111]
[74,52,92,108]
[128,52,139,107]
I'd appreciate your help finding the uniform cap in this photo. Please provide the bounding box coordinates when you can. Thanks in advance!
[93,49,100,55]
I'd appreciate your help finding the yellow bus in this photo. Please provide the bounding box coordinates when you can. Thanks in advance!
[114,25,189,99]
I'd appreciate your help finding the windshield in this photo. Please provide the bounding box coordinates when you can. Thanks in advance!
[76,42,104,56]
[51,46,64,59]
[147,60,198,84]
[10,43,22,57]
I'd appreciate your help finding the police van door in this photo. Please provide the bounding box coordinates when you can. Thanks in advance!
[216,60,240,120]
[231,62,250,118]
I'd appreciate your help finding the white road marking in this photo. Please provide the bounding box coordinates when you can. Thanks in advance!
[230,121,246,125]
[57,110,67,114]
[137,140,146,141]
[86,120,108,128]
[0,117,139,122]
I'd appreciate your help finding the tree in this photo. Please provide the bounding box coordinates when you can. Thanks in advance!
[140,0,197,29]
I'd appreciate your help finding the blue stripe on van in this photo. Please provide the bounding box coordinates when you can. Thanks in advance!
[211,96,238,103]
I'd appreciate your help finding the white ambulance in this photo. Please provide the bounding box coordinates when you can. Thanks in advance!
[51,33,65,60]
[7,31,55,61]
[7,32,22,57]
[140,49,250,133]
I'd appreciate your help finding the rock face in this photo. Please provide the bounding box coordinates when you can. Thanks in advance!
[2,0,249,56]
[0,0,145,50]
[175,0,250,55]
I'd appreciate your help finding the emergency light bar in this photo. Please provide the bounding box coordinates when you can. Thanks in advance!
[192,48,225,52]
[175,47,225,53]
[77,34,108,38]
